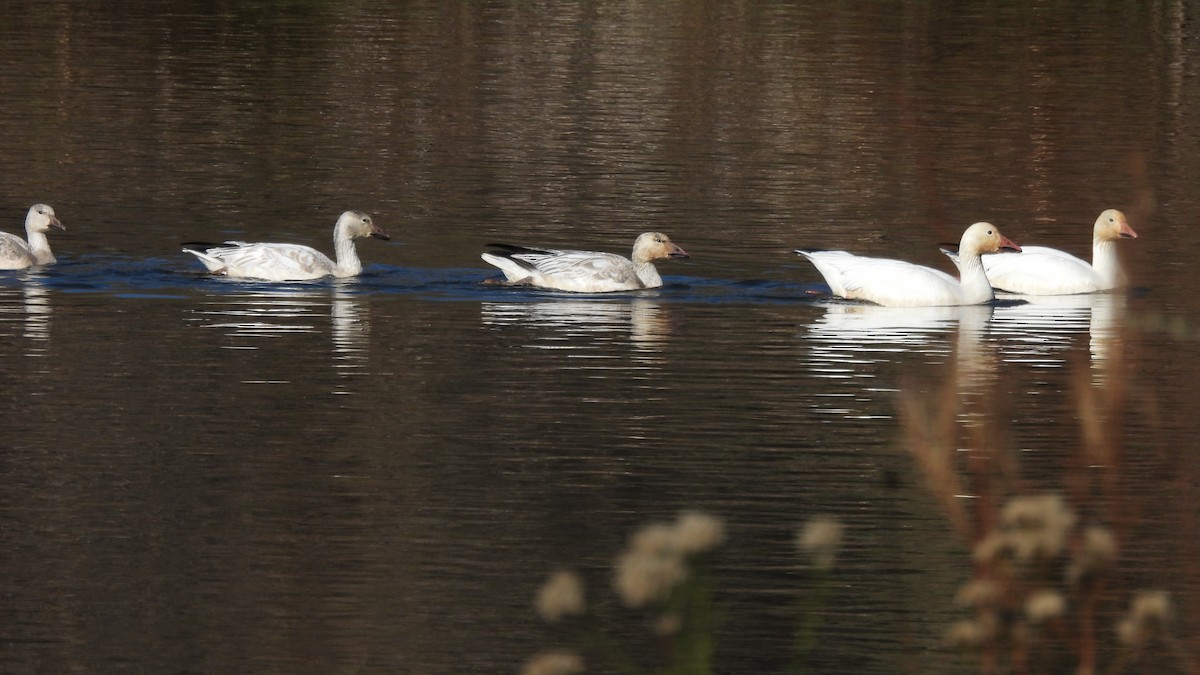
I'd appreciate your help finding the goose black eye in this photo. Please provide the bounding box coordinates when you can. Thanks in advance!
[987,229,993,235]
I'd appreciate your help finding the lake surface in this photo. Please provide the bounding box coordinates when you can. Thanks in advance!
[2,2,1199,673]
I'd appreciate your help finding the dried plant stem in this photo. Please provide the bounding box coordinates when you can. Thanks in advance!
[1163,635,1200,675]
[789,567,832,675]
[898,373,972,541]
[576,613,643,675]
[1076,585,1098,675]
[1012,626,1029,675]
[669,563,718,675]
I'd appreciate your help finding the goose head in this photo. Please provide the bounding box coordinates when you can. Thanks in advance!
[1093,209,1137,241]
[632,232,689,264]
[337,210,390,241]
[26,204,64,233]
[960,222,1021,257]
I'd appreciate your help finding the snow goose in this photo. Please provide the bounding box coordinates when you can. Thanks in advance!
[944,209,1137,295]
[481,232,689,293]
[0,204,65,269]
[796,222,1021,307]
[183,210,389,281]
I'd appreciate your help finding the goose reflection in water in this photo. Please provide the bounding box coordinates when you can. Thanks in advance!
[330,283,370,392]
[192,288,326,345]
[990,292,1128,382]
[480,297,671,359]
[22,280,51,349]
[0,272,52,356]
[190,281,370,391]
[988,291,1128,391]
[803,303,997,419]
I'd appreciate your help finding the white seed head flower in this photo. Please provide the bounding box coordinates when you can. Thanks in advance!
[614,548,688,608]
[797,517,844,570]
[944,613,998,649]
[1116,617,1140,647]
[653,612,682,636]
[614,522,689,608]
[674,511,726,555]
[972,532,1013,564]
[999,494,1077,562]
[1117,590,1171,647]
[1069,526,1118,584]
[535,570,586,623]
[1113,588,1171,648]
[955,579,1003,608]
[631,522,681,556]
[521,650,585,675]
[1130,590,1171,623]
[1082,526,1118,562]
[1025,589,1067,624]
[1001,494,1071,530]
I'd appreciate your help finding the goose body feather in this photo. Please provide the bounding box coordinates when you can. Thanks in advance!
[184,210,388,282]
[797,222,1021,307]
[965,209,1137,295]
[482,232,688,293]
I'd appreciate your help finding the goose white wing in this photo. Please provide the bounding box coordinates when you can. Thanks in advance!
[982,246,1099,294]
[190,242,336,281]
[837,257,962,307]
[526,249,641,289]
[1003,245,1088,264]
[800,250,962,307]
[0,231,34,269]
[484,246,642,292]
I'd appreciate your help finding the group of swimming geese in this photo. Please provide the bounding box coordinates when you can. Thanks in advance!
[1,204,1137,307]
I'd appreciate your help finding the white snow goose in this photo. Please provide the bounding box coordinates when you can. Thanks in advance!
[183,210,389,281]
[0,204,65,269]
[944,209,1137,295]
[481,232,689,293]
[796,222,1021,307]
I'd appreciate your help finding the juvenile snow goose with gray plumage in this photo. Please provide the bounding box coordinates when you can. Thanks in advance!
[184,210,389,281]
[0,204,64,269]
[481,232,689,293]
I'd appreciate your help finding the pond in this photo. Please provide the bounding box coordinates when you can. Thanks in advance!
[1,2,1198,673]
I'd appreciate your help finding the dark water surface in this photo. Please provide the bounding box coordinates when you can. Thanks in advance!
[2,2,1199,673]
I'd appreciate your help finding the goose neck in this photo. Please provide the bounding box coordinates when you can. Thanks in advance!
[1091,238,1124,289]
[956,250,995,304]
[332,230,362,277]
[24,229,55,265]
[633,260,662,289]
